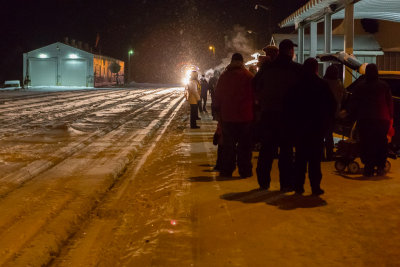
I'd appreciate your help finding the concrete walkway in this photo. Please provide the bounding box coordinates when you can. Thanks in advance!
[182,110,400,266]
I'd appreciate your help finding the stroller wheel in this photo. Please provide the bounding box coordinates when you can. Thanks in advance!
[348,161,360,174]
[335,160,347,172]
[384,160,391,173]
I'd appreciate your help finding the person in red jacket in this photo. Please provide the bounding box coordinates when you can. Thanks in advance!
[215,53,254,177]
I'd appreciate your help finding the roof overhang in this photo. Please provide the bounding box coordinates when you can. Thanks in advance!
[280,0,400,28]
[272,33,384,55]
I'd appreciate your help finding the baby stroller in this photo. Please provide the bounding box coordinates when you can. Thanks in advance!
[334,122,395,174]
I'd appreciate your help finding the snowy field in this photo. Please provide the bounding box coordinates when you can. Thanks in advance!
[0,87,185,183]
[0,86,187,265]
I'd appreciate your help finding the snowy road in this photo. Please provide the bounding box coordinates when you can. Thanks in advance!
[0,87,187,265]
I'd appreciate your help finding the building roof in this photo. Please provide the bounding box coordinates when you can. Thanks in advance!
[26,42,124,62]
[272,33,383,55]
[280,0,400,28]
[26,42,94,56]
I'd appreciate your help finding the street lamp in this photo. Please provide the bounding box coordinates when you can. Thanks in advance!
[209,45,216,60]
[209,45,215,55]
[255,4,269,11]
[128,49,134,83]
[247,30,258,50]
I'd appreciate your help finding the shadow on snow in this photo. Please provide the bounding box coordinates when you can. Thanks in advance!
[220,189,327,210]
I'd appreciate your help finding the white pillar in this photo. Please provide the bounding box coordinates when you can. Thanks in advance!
[344,2,354,87]
[297,25,305,63]
[324,13,332,74]
[310,22,318,58]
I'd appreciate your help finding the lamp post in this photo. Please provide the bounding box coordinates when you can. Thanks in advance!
[209,45,215,59]
[128,49,134,83]
[255,4,272,45]
[247,30,258,50]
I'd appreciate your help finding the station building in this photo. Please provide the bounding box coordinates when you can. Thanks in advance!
[23,42,124,87]
[272,33,382,72]
[278,0,400,86]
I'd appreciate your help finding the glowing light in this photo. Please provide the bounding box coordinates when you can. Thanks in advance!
[182,69,193,85]
[128,50,134,55]
[170,220,177,226]
[180,64,199,85]
[69,53,79,59]
[38,53,48,58]
[245,53,261,66]
[245,59,259,66]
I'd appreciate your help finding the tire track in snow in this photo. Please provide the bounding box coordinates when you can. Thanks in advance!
[0,93,186,266]
[0,89,180,198]
[0,90,114,112]
[0,89,159,132]
[49,97,187,266]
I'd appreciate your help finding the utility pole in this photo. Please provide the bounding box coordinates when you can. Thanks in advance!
[255,4,272,45]
[128,49,134,84]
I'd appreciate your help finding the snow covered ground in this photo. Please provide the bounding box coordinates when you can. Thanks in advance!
[0,86,187,265]
[0,86,399,266]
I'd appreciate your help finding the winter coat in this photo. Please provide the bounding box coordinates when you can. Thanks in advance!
[349,78,393,122]
[208,76,218,100]
[254,54,303,115]
[287,72,336,139]
[186,79,201,105]
[325,78,345,117]
[200,78,209,98]
[215,61,254,122]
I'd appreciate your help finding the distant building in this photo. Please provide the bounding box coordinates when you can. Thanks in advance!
[23,42,124,87]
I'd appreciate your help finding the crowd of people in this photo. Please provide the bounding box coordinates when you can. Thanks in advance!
[184,38,394,195]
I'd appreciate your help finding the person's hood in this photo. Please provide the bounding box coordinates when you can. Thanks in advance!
[226,60,245,71]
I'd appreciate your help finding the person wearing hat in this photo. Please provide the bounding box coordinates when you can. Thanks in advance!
[261,45,279,66]
[254,39,302,191]
[215,53,255,178]
[253,45,279,87]
[251,45,279,152]
[288,58,336,195]
[185,70,201,129]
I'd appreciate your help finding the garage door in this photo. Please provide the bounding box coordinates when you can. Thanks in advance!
[29,58,57,86]
[61,59,87,86]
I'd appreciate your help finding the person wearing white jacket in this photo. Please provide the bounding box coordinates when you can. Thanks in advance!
[185,71,201,129]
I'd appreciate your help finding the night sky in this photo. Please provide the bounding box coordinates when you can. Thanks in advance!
[1,0,308,84]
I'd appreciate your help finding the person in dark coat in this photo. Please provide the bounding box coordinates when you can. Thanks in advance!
[252,45,279,149]
[323,64,345,161]
[288,58,336,195]
[209,70,220,120]
[254,39,302,191]
[200,74,209,112]
[348,63,394,176]
[215,53,254,178]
